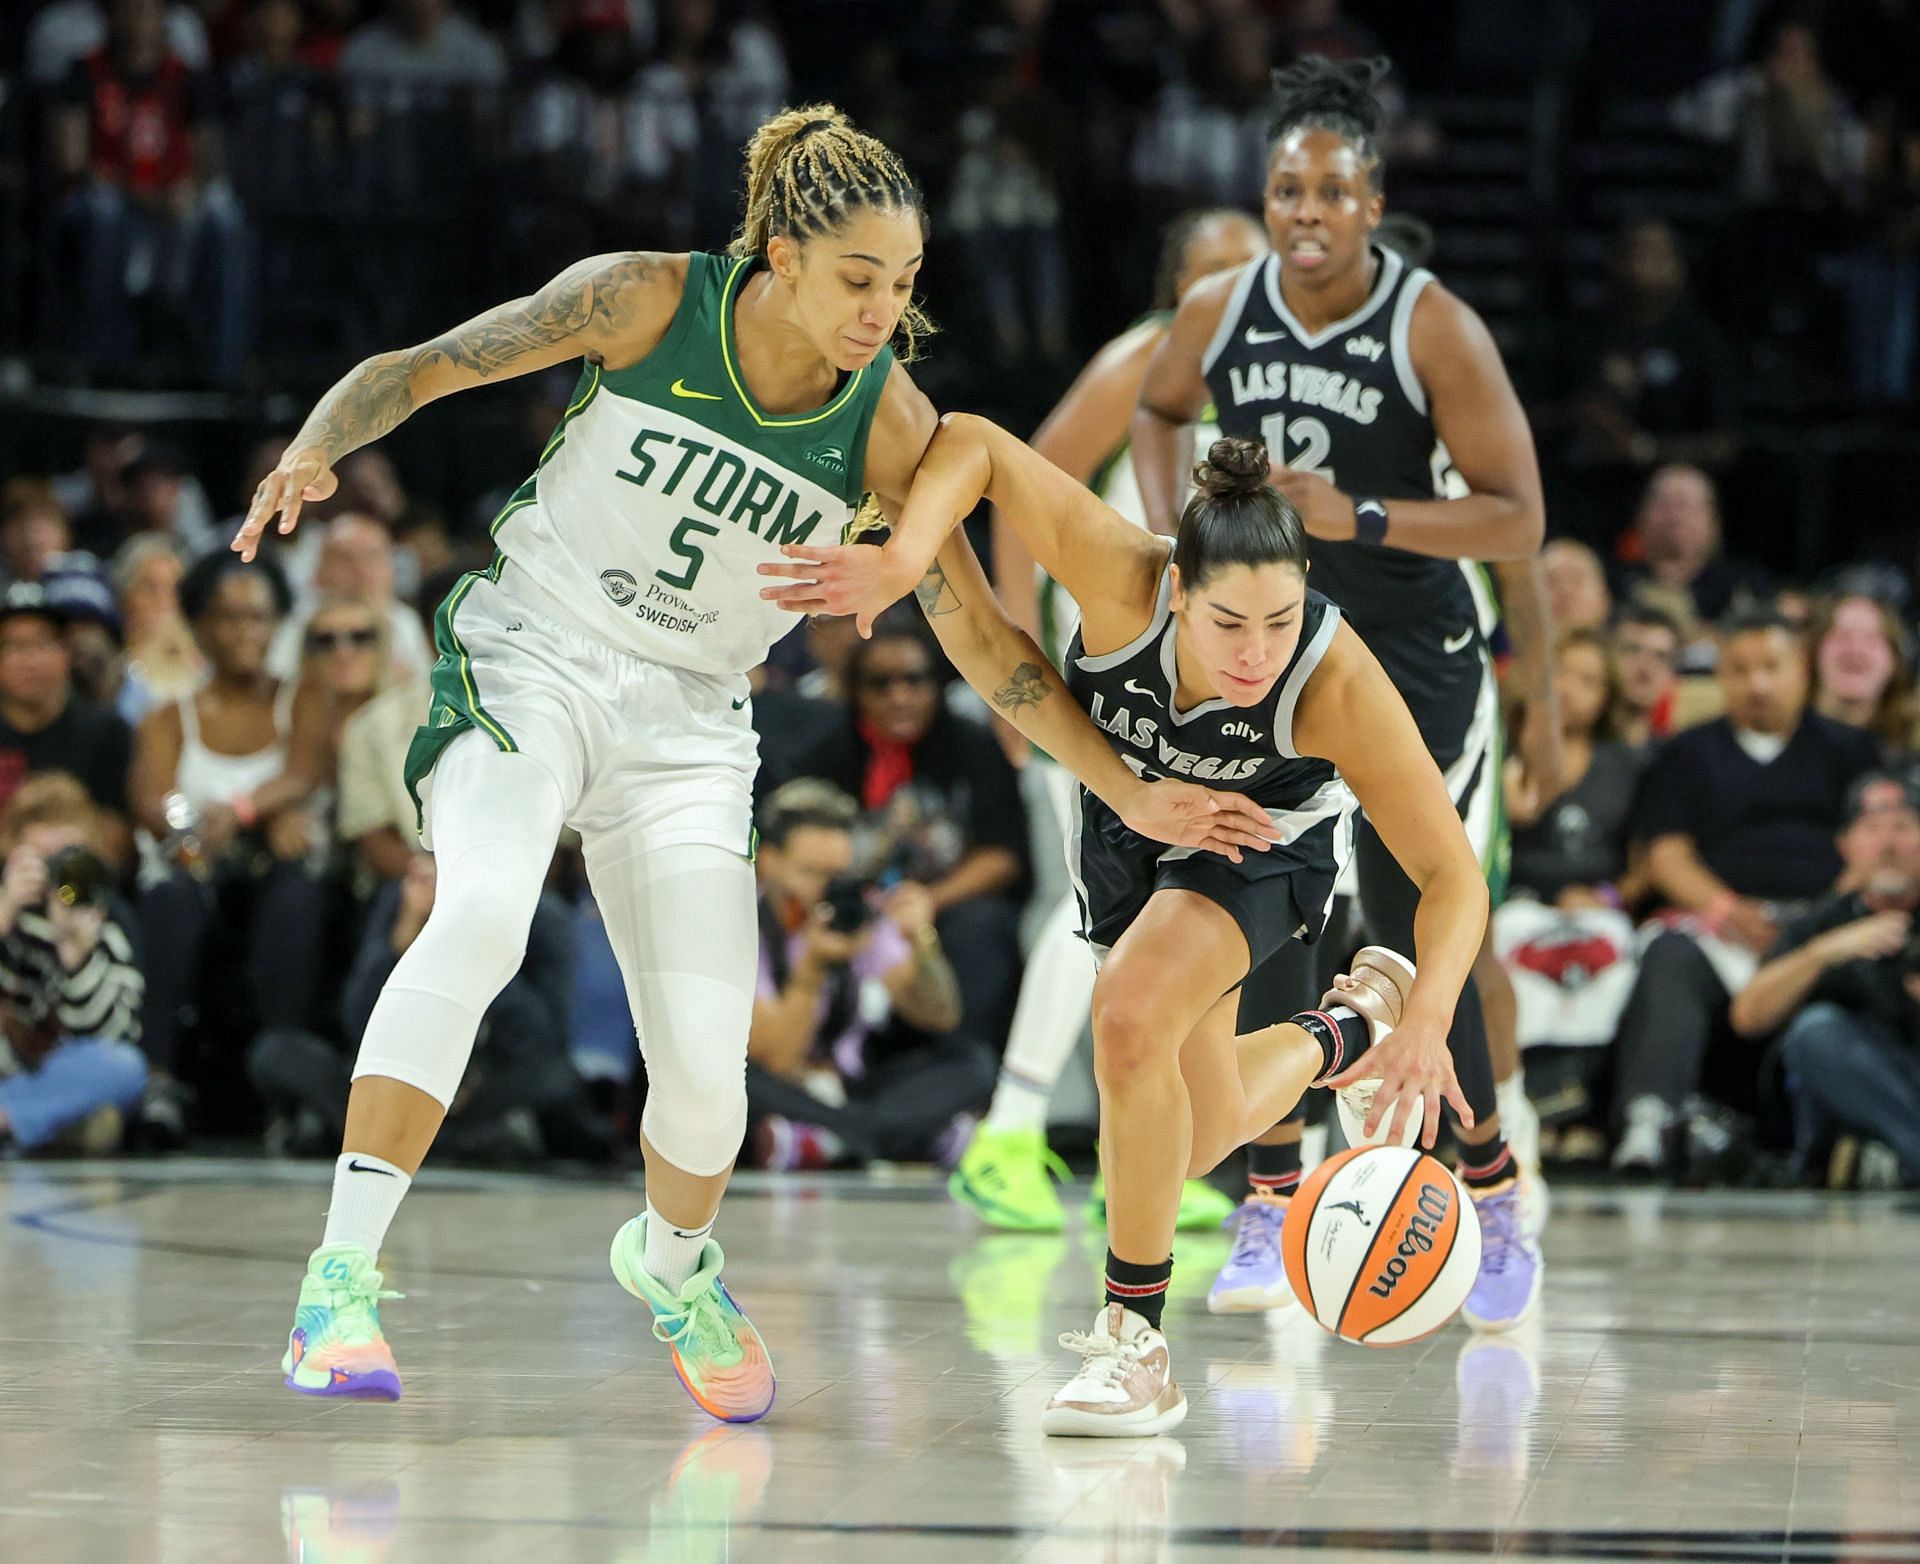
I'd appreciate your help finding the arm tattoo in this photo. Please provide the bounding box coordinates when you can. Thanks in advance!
[293,253,662,463]
[993,661,1052,715]
[914,561,962,618]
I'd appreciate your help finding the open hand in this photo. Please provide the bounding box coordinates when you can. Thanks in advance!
[1320,1010,1472,1149]
[1116,779,1280,864]
[757,543,924,636]
[233,445,336,562]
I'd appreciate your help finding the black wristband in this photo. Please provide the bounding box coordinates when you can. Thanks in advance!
[1353,498,1389,546]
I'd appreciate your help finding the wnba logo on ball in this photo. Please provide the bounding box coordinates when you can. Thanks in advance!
[1366,1181,1452,1300]
[600,569,639,606]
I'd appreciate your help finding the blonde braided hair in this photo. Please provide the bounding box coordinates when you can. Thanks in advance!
[730,103,933,363]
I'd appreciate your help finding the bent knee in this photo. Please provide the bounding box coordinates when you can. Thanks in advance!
[1090,995,1174,1086]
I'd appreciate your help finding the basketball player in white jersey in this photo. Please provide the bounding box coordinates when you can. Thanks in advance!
[237,104,1278,1422]
[952,208,1267,1237]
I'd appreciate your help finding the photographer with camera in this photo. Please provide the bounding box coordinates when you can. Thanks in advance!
[1729,774,1920,1187]
[0,773,146,1155]
[747,779,986,1170]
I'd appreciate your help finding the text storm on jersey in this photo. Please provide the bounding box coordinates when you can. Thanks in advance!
[615,428,827,546]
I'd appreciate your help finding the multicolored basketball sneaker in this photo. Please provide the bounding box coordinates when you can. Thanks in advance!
[950,1126,1070,1232]
[611,1214,775,1424]
[281,1243,403,1400]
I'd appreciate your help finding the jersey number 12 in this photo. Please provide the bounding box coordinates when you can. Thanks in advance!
[1260,413,1335,484]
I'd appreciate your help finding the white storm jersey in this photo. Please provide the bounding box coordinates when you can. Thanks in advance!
[486,251,892,677]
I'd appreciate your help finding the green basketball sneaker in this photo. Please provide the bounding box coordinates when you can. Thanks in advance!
[610,1215,775,1424]
[949,1126,1071,1232]
[281,1244,403,1400]
[1088,1171,1239,1233]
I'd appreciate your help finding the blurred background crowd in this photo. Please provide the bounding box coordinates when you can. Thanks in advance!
[0,0,1917,1190]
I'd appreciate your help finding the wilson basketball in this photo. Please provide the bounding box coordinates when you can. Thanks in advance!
[1281,1145,1481,1346]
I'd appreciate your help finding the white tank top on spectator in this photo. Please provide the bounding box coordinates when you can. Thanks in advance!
[174,680,296,809]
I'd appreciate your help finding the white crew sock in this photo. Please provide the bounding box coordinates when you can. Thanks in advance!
[984,893,1098,1135]
[643,1197,713,1294]
[319,1152,412,1259]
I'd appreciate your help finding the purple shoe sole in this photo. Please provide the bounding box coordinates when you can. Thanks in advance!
[284,1369,403,1401]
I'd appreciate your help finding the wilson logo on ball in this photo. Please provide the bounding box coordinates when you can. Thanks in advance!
[1365,1181,1452,1300]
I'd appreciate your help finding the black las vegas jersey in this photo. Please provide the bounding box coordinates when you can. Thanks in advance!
[1064,561,1352,822]
[1201,245,1478,653]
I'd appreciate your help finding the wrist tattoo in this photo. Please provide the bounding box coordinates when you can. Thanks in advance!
[914,561,962,617]
[993,661,1051,713]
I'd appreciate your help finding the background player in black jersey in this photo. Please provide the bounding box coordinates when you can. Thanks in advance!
[1129,56,1549,1332]
[762,425,1485,1439]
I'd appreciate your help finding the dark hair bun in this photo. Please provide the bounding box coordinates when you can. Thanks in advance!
[1193,437,1270,501]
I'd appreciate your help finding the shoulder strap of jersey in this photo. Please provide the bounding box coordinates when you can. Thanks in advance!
[1387,264,1437,416]
[1274,597,1342,759]
[1071,543,1175,672]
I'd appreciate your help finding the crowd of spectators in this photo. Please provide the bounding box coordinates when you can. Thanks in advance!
[0,0,1916,1190]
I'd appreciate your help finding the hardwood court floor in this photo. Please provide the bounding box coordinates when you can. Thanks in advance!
[2,1160,1916,1563]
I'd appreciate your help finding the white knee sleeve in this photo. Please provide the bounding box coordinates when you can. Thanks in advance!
[588,839,756,1178]
[352,734,568,1108]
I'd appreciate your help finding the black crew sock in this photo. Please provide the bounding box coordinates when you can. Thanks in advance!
[1290,1005,1373,1084]
[1458,1137,1515,1190]
[1246,1138,1303,1198]
[1104,1250,1173,1331]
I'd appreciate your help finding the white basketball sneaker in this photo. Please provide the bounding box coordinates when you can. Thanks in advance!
[1041,1303,1187,1438]
[1324,946,1424,1149]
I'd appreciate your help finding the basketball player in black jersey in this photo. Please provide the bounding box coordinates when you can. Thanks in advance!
[762,422,1484,1438]
[1129,56,1548,1332]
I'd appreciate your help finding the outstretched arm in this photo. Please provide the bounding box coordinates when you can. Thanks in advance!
[234,252,681,560]
[759,412,1166,636]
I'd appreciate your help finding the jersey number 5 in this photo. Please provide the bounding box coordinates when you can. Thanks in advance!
[657,517,721,591]
[1260,413,1335,484]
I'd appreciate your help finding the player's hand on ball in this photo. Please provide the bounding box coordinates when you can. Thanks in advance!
[1116,780,1280,863]
[1266,463,1355,541]
[1322,1010,1472,1150]
[234,446,337,562]
[757,543,921,637]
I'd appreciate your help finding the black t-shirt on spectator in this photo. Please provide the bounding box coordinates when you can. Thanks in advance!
[1510,741,1649,901]
[0,696,133,815]
[1631,712,1879,903]
[1770,892,1920,1040]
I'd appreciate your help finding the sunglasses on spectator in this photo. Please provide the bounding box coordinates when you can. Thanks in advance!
[860,669,935,691]
[307,626,380,654]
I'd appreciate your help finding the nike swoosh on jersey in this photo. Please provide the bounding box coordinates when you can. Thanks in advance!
[1442,628,1475,654]
[1123,678,1162,703]
[670,378,723,401]
[1244,326,1289,345]
[731,696,749,710]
